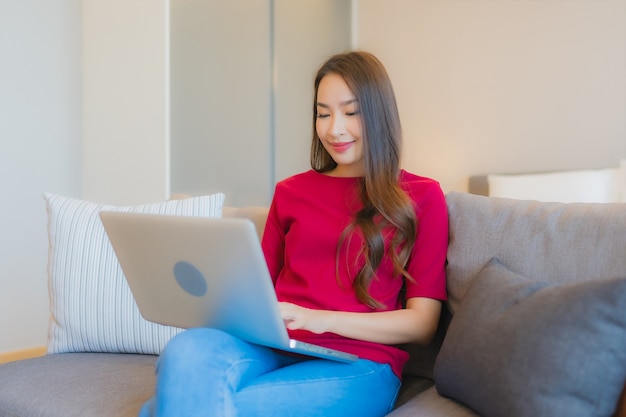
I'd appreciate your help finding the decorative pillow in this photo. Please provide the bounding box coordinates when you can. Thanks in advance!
[45,192,225,355]
[434,259,626,417]
[487,168,621,203]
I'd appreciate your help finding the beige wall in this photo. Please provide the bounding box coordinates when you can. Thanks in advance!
[0,0,167,355]
[82,0,169,205]
[170,0,352,206]
[356,0,626,192]
[272,0,353,184]
[0,0,81,354]
[169,0,273,206]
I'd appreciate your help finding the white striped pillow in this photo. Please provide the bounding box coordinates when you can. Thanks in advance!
[45,192,225,354]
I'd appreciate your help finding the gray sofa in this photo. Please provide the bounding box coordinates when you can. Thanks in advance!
[1,190,625,417]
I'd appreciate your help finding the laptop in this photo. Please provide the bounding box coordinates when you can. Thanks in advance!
[99,211,358,363]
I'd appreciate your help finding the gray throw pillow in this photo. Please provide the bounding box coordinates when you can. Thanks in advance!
[433,259,626,417]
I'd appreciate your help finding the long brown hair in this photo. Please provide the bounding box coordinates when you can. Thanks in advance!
[311,51,418,309]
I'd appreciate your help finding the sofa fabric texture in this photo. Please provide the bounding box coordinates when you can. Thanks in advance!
[435,259,626,417]
[445,192,626,314]
[0,353,156,417]
[1,191,625,417]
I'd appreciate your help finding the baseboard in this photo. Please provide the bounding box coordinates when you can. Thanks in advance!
[0,346,47,364]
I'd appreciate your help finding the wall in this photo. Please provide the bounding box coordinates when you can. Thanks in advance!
[169,0,352,206]
[0,0,82,353]
[169,0,273,206]
[356,0,626,192]
[0,0,167,355]
[272,0,352,183]
[82,0,169,205]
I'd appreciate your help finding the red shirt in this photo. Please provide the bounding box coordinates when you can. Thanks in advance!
[261,169,448,378]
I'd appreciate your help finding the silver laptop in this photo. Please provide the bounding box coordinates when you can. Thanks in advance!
[99,211,357,363]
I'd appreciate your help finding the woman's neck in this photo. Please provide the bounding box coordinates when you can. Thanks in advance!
[323,164,365,178]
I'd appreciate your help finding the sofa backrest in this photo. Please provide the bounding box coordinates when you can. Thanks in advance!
[445,191,626,314]
[222,206,269,239]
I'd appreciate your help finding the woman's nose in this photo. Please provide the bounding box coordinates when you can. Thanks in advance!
[330,114,346,137]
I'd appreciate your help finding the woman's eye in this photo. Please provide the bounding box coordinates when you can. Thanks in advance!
[317,113,330,119]
[346,110,360,116]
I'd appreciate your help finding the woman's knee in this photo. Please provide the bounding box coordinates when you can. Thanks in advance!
[160,328,240,366]
[236,359,400,417]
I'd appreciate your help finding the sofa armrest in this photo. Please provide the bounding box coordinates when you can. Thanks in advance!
[222,206,269,240]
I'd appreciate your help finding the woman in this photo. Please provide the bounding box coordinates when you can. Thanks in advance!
[140,50,448,417]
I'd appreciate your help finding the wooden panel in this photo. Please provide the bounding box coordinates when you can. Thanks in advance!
[0,346,46,364]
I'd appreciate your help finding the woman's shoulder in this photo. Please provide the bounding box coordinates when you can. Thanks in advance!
[399,170,446,209]
[273,170,329,199]
[275,170,318,188]
[399,169,443,192]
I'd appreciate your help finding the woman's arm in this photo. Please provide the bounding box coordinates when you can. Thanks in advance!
[261,193,285,284]
[279,296,442,346]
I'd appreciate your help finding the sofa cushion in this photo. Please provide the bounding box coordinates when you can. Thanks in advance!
[386,386,478,417]
[445,191,626,314]
[487,167,622,203]
[0,353,156,417]
[434,259,626,417]
[222,206,269,239]
[45,193,224,355]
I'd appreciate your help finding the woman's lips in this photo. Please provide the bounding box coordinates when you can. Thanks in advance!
[330,141,353,152]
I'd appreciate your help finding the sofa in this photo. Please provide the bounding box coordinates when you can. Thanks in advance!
[1,181,625,417]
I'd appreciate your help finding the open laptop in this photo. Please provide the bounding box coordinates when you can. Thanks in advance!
[99,211,358,363]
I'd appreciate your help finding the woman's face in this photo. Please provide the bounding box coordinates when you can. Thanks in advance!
[315,73,364,177]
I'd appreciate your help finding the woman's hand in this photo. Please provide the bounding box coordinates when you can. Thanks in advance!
[278,297,442,345]
[279,302,333,334]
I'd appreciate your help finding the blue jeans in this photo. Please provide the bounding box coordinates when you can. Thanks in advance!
[139,328,401,417]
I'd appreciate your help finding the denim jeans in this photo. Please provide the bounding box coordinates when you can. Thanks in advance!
[139,328,401,417]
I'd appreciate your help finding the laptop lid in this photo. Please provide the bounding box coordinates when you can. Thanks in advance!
[99,211,357,363]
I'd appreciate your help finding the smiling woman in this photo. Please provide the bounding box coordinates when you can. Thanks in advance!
[138,50,449,417]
